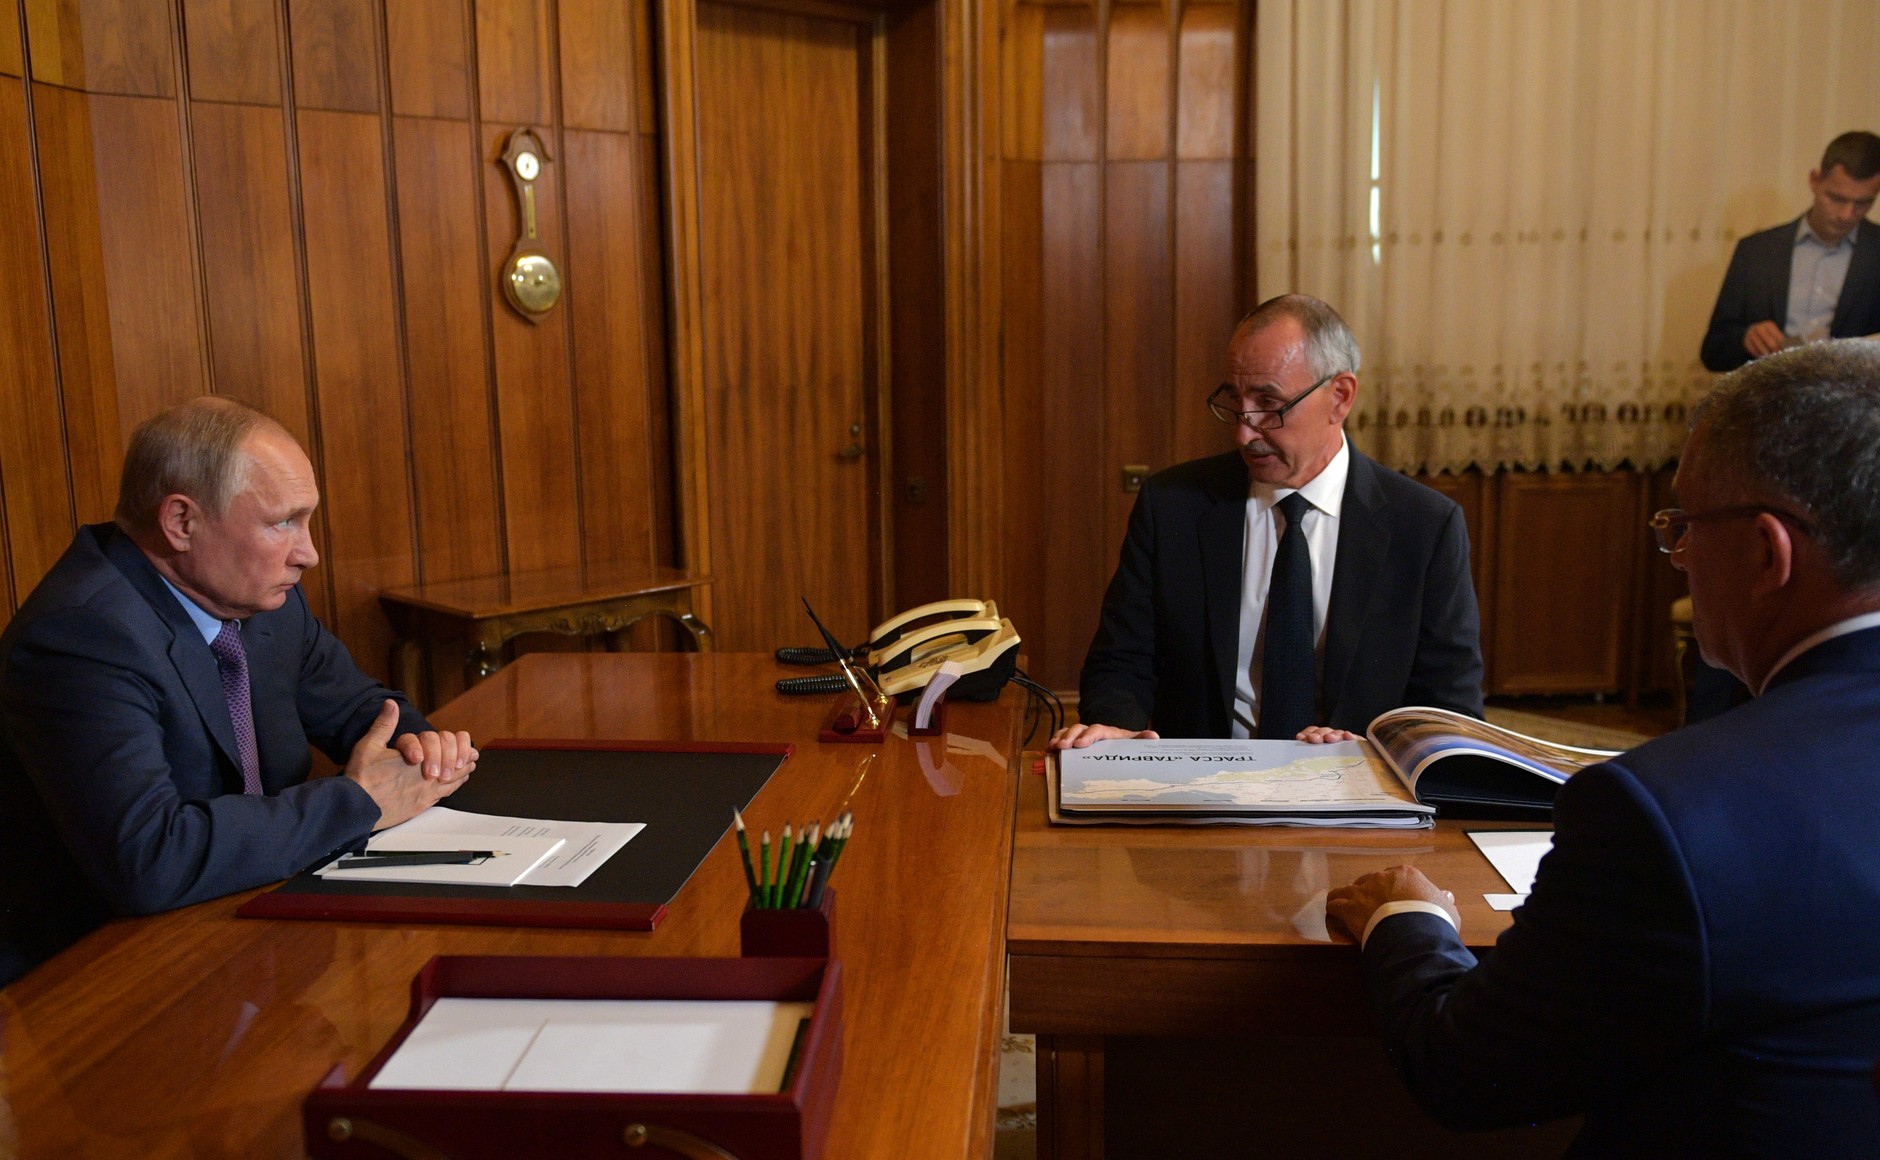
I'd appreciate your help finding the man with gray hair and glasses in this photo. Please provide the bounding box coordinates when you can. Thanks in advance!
[1327,339,1880,1154]
[0,397,476,985]
[1052,293,1483,748]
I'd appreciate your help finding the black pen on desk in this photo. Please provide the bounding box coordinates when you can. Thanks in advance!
[334,850,496,869]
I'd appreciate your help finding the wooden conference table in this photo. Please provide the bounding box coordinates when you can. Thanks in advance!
[1007,766,1551,1159]
[0,653,1021,1160]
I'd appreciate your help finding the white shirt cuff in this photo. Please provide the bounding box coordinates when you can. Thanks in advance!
[1361,900,1459,949]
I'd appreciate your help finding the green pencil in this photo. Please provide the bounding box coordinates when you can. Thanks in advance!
[759,830,772,910]
[773,824,793,909]
[785,821,820,908]
[733,809,759,903]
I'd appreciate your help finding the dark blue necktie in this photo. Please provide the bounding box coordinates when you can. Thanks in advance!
[208,621,264,795]
[1258,492,1317,739]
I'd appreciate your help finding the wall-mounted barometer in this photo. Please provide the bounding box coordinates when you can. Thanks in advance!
[497,128,562,321]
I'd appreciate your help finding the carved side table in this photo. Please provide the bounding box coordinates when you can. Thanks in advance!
[380,565,713,708]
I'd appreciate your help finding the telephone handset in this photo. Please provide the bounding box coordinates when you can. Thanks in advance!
[774,597,1020,702]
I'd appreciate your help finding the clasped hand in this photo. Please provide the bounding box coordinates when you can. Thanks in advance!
[343,699,478,829]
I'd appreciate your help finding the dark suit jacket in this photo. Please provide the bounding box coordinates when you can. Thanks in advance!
[1700,215,1880,372]
[0,524,429,985]
[1361,625,1880,1156]
[1078,445,1484,736]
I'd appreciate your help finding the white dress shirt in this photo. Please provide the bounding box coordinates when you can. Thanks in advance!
[1786,218,1858,343]
[1231,434,1350,738]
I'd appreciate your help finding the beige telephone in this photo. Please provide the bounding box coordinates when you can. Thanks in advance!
[776,598,1020,702]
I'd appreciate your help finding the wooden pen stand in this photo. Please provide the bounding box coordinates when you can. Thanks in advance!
[742,888,837,958]
[818,695,895,743]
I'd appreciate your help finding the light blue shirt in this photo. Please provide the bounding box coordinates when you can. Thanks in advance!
[1787,218,1858,342]
[158,575,230,646]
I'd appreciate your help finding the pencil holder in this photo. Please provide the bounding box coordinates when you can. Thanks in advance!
[741,887,837,958]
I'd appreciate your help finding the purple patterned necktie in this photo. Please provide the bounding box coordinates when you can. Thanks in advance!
[208,620,264,795]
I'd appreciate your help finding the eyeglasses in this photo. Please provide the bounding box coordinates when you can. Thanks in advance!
[1208,372,1338,430]
[1648,505,1815,555]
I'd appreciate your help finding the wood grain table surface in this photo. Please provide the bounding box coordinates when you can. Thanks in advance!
[0,653,1021,1160]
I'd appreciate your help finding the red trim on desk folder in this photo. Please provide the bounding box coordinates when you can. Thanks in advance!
[235,892,667,930]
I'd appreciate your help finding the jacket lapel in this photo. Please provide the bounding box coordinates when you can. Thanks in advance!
[102,527,245,778]
[1198,457,1248,727]
[1321,448,1389,721]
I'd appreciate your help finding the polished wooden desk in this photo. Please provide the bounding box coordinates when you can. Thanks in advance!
[379,564,714,706]
[1007,766,1551,1159]
[0,654,1019,1160]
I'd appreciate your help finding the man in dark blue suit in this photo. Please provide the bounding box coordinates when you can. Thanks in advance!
[1700,131,1880,374]
[0,398,477,986]
[1329,340,1880,1155]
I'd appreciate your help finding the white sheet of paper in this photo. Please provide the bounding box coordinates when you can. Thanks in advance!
[1468,830,1554,894]
[369,998,815,1094]
[375,806,643,887]
[1484,893,1528,911]
[313,833,565,886]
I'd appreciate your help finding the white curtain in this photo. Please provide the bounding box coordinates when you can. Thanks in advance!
[1257,0,1880,474]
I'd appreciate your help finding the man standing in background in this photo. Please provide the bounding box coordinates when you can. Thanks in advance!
[1701,130,1880,372]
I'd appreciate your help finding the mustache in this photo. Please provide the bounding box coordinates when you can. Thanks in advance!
[1242,440,1283,458]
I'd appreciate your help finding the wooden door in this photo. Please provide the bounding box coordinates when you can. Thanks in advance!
[691,2,881,652]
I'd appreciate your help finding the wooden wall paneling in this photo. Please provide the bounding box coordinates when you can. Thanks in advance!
[561,128,660,571]
[24,0,174,95]
[1102,159,1171,549]
[656,0,714,632]
[1038,160,1106,691]
[943,0,1006,603]
[287,0,380,113]
[296,108,417,679]
[34,89,205,522]
[30,83,120,525]
[1000,1,1042,161]
[188,101,311,439]
[0,81,74,615]
[637,131,677,571]
[480,122,581,576]
[997,156,1047,673]
[632,0,657,136]
[1170,2,1238,466]
[884,4,948,610]
[557,0,633,131]
[180,0,278,105]
[385,0,470,118]
[391,116,504,583]
[1102,1,1165,161]
[691,1,875,651]
[474,0,550,126]
[0,1,21,76]
[1490,471,1637,695]
[1039,3,1097,162]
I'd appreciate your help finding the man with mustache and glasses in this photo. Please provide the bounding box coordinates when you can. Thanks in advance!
[1051,294,1483,749]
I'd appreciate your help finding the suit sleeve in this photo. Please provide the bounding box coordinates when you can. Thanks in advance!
[1402,504,1484,719]
[0,608,384,915]
[1357,761,1706,1131]
[1077,486,1163,731]
[1701,238,1761,372]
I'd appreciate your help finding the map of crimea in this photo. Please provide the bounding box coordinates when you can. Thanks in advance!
[1055,739,1422,812]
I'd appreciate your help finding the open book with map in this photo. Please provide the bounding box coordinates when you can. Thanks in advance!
[1049,710,1621,827]
[1365,705,1619,814]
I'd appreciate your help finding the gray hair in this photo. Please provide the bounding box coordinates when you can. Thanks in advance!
[115,397,286,536]
[1236,294,1362,379]
[1691,339,1880,592]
